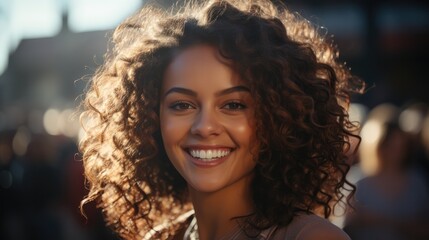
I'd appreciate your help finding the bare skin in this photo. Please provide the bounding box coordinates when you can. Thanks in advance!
[189,173,254,239]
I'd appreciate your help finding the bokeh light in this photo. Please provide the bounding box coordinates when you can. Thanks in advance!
[359,104,398,176]
[43,108,61,136]
[12,126,31,156]
[399,107,424,134]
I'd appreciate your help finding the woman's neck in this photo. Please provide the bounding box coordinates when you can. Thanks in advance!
[188,174,254,240]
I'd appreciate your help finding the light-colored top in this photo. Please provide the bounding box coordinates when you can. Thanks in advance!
[268,214,350,240]
[182,212,351,240]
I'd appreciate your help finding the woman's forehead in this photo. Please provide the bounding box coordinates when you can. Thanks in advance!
[161,44,244,92]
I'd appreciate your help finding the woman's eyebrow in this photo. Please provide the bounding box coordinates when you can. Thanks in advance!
[163,87,197,98]
[163,85,250,98]
[215,85,250,96]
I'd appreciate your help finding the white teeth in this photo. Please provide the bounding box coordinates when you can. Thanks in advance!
[206,150,212,159]
[189,149,231,161]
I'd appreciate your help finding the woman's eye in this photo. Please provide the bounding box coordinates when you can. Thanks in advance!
[169,101,195,110]
[223,102,247,110]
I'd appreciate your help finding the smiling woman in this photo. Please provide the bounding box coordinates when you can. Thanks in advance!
[79,0,363,239]
[160,45,257,195]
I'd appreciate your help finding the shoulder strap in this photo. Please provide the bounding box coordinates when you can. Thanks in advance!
[259,225,279,239]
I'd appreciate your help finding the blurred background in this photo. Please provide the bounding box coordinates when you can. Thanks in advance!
[0,0,428,239]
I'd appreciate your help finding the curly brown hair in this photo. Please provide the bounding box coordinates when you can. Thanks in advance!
[79,0,363,239]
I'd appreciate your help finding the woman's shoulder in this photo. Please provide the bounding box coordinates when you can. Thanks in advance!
[269,214,351,240]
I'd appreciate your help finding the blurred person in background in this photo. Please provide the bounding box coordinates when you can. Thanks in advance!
[0,128,118,240]
[79,0,364,239]
[404,103,429,189]
[344,104,429,240]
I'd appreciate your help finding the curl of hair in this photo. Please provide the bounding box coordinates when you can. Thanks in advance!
[79,0,364,239]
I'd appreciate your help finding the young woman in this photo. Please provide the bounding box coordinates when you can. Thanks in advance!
[79,0,363,239]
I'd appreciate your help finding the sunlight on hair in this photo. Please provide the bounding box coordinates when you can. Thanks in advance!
[78,127,87,145]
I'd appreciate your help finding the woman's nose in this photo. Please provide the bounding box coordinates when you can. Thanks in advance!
[190,108,222,138]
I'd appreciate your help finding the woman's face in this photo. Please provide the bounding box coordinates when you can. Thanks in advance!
[160,45,257,193]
